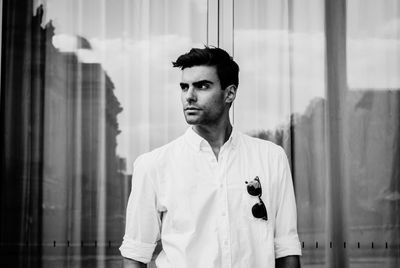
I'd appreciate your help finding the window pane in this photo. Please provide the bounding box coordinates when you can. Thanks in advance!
[233,0,325,132]
[0,0,207,267]
[345,1,400,267]
[233,0,327,266]
[233,0,400,267]
[347,0,400,90]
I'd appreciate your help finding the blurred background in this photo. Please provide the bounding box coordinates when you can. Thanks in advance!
[0,0,399,267]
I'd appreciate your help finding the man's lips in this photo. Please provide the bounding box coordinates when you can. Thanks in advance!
[185,107,201,111]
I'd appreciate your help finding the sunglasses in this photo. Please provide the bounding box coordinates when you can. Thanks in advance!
[245,176,268,221]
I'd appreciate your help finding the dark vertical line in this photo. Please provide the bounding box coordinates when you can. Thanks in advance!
[0,0,4,101]
[0,0,9,237]
[389,91,400,243]
[232,0,235,56]
[22,5,34,265]
[206,0,209,45]
[232,0,235,124]
[30,3,46,267]
[325,0,348,266]
[37,37,45,268]
[217,0,220,47]
[287,0,296,186]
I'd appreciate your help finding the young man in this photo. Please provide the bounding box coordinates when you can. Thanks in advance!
[120,47,301,267]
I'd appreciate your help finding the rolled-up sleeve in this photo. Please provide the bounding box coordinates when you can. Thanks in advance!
[274,148,302,258]
[119,154,162,263]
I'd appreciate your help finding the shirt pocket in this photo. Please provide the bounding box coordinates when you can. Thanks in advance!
[236,186,273,243]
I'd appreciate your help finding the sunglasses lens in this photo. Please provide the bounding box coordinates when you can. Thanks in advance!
[246,179,262,196]
[252,202,268,220]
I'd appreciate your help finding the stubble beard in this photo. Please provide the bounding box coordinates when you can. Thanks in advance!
[184,107,225,126]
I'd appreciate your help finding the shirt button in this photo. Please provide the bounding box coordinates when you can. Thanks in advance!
[222,212,226,216]
[219,183,223,188]
[224,240,228,246]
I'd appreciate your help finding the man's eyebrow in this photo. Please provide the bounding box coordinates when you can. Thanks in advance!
[180,80,213,88]
[192,80,213,86]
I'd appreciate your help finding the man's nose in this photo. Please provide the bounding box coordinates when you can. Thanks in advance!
[186,87,197,102]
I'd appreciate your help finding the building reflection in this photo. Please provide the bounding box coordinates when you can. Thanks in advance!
[1,2,128,267]
[251,92,400,265]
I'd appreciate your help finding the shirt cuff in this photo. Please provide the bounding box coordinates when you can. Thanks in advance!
[119,238,157,264]
[274,235,302,258]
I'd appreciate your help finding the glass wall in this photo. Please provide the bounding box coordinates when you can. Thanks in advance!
[1,0,206,267]
[1,0,399,267]
[234,0,400,267]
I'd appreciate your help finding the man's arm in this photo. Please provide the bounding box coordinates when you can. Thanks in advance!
[123,258,146,268]
[276,255,300,268]
[273,148,302,262]
[120,155,161,265]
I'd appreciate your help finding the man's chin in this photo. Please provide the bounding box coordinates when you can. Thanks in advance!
[184,116,201,125]
[185,119,200,125]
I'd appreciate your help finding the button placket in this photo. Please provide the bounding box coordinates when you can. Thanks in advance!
[219,150,232,268]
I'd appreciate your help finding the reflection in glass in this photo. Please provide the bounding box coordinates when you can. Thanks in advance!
[234,0,399,267]
[1,0,399,267]
[1,0,207,267]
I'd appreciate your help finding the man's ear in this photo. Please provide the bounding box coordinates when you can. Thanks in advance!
[225,85,237,105]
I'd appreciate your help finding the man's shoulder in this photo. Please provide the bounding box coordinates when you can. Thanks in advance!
[238,131,286,155]
[134,134,184,167]
[237,132,289,175]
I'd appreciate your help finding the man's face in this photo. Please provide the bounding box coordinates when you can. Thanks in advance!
[180,65,228,126]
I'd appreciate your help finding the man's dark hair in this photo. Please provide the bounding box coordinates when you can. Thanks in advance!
[172,46,239,90]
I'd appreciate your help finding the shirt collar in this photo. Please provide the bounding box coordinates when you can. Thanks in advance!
[184,126,238,152]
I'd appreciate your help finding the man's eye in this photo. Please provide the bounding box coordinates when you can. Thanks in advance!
[200,84,209,89]
[180,84,188,91]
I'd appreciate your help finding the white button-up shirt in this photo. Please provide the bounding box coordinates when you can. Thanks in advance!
[120,127,301,267]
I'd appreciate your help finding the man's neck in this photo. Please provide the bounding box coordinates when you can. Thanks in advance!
[192,120,233,159]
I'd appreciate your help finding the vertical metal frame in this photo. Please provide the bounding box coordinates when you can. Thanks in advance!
[325,0,348,266]
[207,0,235,123]
[218,0,235,123]
[0,0,3,99]
[207,0,234,53]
